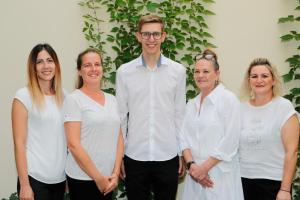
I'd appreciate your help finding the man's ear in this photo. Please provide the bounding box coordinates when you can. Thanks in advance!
[136,32,142,43]
[161,31,167,42]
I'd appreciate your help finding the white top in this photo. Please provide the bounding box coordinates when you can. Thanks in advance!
[14,87,67,184]
[239,97,297,180]
[180,84,244,200]
[63,90,120,180]
[116,54,186,161]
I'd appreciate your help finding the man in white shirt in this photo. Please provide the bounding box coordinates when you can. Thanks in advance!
[116,15,186,200]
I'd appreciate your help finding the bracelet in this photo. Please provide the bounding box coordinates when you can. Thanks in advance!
[280,189,290,193]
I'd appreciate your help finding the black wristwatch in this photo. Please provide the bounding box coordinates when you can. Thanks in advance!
[186,161,195,170]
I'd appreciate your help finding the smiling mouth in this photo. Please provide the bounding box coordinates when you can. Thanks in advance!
[41,71,52,75]
[147,44,156,47]
[89,74,99,77]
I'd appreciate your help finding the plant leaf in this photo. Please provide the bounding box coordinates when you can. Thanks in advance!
[280,34,294,42]
[282,73,293,83]
[146,2,159,12]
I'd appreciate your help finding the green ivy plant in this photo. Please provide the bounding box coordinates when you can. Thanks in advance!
[278,1,300,199]
[79,0,216,99]
[79,0,216,199]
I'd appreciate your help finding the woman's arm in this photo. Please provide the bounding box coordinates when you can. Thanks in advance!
[277,114,299,200]
[183,149,214,187]
[12,99,34,200]
[112,129,124,176]
[105,129,124,194]
[64,121,111,193]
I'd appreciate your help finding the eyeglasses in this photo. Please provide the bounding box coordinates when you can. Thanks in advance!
[195,53,215,61]
[195,53,219,69]
[140,32,163,40]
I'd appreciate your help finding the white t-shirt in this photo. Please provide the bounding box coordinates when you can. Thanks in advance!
[14,87,67,184]
[239,97,297,180]
[63,90,120,180]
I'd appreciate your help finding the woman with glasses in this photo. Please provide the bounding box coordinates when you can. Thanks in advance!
[179,49,244,200]
[12,43,67,200]
[63,48,124,200]
[239,58,299,200]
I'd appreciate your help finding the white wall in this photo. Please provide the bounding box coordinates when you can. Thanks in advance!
[0,1,87,196]
[0,0,299,198]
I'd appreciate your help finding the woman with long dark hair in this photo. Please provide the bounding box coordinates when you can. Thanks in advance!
[12,43,67,200]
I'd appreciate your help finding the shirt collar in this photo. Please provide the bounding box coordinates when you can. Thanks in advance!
[139,54,165,68]
[196,83,225,108]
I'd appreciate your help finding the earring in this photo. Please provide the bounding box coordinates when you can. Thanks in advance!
[215,79,219,86]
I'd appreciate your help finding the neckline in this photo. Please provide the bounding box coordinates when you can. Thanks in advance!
[247,98,275,109]
[77,89,106,108]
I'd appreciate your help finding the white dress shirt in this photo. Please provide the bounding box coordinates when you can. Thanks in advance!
[116,54,186,161]
[179,84,244,200]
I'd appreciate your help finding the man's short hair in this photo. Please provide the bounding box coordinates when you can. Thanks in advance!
[137,15,164,32]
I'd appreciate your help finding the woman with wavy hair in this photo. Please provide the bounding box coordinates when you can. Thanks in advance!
[12,43,67,200]
[239,58,299,200]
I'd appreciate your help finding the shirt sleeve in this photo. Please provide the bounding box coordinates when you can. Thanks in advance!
[210,93,240,169]
[116,68,129,143]
[62,94,82,122]
[279,98,297,130]
[179,101,192,153]
[14,88,31,111]
[174,66,186,156]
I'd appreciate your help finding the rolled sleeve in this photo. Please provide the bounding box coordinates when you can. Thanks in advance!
[210,95,240,170]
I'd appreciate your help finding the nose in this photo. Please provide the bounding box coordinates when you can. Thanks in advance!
[198,72,205,77]
[148,34,155,41]
[257,75,263,82]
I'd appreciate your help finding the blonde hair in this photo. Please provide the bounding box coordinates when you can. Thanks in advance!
[240,58,282,101]
[137,14,164,32]
[27,43,63,109]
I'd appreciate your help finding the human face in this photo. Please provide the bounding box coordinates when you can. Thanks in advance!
[35,50,56,82]
[78,52,103,86]
[194,59,219,93]
[249,65,274,97]
[136,23,166,56]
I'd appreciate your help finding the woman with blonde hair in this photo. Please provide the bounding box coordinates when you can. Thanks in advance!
[239,58,299,200]
[12,43,67,200]
[63,48,124,200]
[179,49,244,200]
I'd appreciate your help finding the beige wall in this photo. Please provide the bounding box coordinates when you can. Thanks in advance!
[0,0,298,198]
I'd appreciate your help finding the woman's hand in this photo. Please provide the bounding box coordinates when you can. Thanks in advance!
[189,163,207,181]
[19,185,34,200]
[104,173,119,195]
[95,176,110,193]
[197,175,214,188]
[276,190,291,200]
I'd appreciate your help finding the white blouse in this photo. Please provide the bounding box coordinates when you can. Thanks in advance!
[239,97,297,180]
[180,84,244,200]
[14,87,67,184]
[63,90,120,180]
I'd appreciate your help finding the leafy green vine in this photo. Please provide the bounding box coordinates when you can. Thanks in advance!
[279,1,300,199]
[79,0,216,99]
